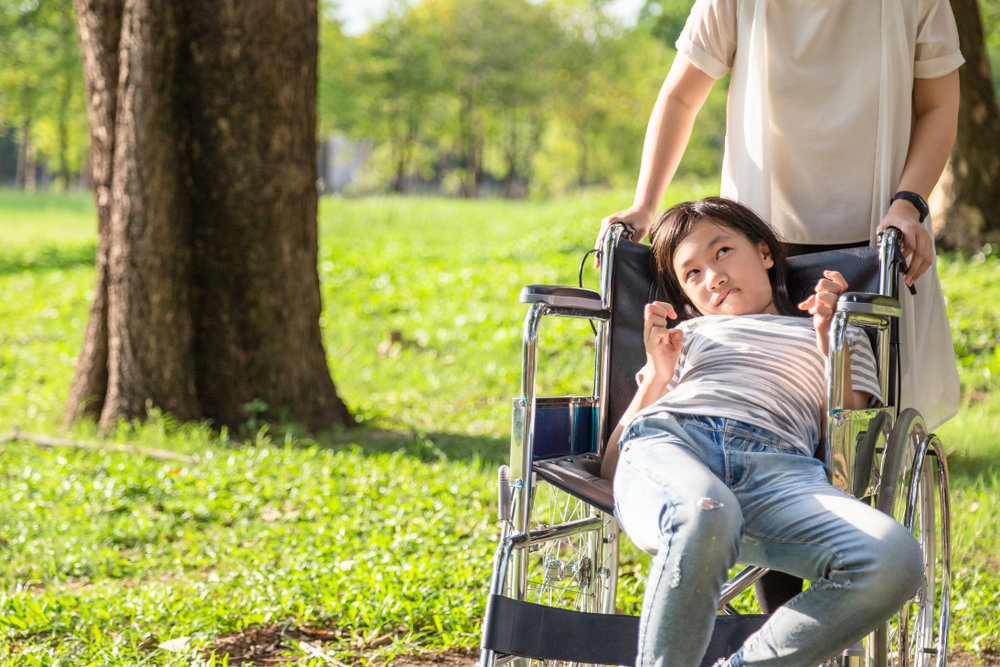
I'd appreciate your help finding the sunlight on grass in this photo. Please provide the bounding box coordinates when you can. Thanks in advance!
[0,190,96,247]
[0,188,998,663]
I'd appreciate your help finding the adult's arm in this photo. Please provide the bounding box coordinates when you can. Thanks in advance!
[596,57,716,249]
[878,70,960,287]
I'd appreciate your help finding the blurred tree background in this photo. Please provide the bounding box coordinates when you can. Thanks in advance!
[0,0,732,197]
[2,0,999,200]
[0,0,88,190]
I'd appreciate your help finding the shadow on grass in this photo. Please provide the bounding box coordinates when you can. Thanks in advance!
[0,242,96,275]
[313,420,1000,487]
[316,423,509,467]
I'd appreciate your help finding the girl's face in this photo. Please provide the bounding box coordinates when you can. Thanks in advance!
[671,218,778,316]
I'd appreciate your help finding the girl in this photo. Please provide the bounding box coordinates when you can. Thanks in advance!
[600,198,923,667]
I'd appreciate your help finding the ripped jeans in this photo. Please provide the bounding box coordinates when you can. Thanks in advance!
[613,413,923,667]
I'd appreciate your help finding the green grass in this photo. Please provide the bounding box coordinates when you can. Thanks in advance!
[0,188,998,664]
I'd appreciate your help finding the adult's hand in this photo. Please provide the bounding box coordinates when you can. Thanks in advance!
[594,207,655,266]
[878,200,934,287]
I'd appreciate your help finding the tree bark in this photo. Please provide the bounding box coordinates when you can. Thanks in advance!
[930,0,1000,251]
[67,0,120,422]
[70,0,353,432]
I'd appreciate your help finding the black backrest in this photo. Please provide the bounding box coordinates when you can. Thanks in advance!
[603,242,880,444]
[605,240,659,444]
[786,246,879,305]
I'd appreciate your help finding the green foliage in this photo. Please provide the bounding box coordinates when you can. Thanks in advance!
[0,0,88,188]
[8,0,996,196]
[938,248,1000,397]
[639,0,692,44]
[319,0,726,196]
[981,0,1000,48]
[1,190,999,663]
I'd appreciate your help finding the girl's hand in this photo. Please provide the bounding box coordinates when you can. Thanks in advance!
[643,301,683,381]
[798,270,848,357]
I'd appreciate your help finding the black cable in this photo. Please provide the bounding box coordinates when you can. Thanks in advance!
[579,248,601,335]
[578,248,600,289]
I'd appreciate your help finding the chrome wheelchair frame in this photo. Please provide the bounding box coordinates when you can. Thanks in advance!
[479,224,951,667]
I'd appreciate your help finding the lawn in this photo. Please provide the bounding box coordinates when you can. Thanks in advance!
[0,188,997,664]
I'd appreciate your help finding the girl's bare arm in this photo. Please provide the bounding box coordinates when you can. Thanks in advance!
[601,373,672,480]
[601,302,683,480]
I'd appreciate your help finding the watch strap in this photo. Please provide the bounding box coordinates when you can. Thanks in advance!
[890,190,928,222]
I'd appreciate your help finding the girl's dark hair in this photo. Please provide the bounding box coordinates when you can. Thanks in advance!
[649,196,797,319]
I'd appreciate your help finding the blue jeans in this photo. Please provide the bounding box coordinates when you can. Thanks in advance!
[613,413,923,667]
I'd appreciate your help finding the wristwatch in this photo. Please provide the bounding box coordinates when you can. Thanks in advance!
[890,190,929,222]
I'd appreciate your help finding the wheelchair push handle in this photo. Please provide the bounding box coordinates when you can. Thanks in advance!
[833,227,907,319]
[877,226,916,296]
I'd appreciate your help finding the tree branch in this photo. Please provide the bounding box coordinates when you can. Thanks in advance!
[0,429,198,463]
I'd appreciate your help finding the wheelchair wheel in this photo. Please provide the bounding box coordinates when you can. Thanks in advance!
[511,482,619,615]
[489,482,620,667]
[871,409,952,667]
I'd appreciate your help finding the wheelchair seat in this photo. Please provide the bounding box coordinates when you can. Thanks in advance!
[533,453,612,514]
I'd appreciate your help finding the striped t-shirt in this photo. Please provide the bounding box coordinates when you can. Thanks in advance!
[634,314,882,456]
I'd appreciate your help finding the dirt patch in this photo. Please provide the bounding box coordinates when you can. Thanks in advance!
[381,650,477,667]
[205,628,994,667]
[951,652,1000,667]
[205,625,477,666]
[205,625,348,665]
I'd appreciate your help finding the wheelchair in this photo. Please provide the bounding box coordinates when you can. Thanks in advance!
[479,223,952,667]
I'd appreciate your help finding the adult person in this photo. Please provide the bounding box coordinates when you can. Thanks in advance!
[597,0,964,611]
[598,0,962,429]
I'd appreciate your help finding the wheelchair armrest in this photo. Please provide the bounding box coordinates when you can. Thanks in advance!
[837,292,901,318]
[520,285,603,311]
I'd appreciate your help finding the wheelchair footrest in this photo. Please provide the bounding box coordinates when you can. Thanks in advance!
[533,453,614,515]
[482,594,767,666]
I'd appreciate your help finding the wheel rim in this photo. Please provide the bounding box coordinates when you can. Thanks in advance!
[872,411,950,667]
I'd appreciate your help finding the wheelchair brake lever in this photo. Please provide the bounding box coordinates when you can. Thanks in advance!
[896,255,917,295]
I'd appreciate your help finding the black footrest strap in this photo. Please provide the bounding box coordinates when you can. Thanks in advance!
[482,594,767,666]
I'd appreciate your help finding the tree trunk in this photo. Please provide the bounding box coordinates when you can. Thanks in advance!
[930,0,1000,251]
[460,96,480,198]
[15,117,32,191]
[58,75,74,189]
[70,0,353,432]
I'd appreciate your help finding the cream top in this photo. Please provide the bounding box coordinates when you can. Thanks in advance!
[676,0,964,428]
[678,0,964,244]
